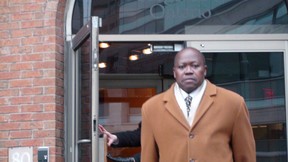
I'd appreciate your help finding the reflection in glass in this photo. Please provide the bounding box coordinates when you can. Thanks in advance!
[78,38,92,162]
[98,88,156,158]
[205,52,287,162]
[91,0,288,34]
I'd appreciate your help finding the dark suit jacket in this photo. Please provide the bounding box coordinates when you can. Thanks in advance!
[112,122,141,162]
[112,122,141,147]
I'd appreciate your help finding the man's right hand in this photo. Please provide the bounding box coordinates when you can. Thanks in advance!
[98,124,119,146]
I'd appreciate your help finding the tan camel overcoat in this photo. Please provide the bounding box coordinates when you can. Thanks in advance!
[141,80,256,162]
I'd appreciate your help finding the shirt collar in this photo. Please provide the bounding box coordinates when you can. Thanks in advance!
[175,80,207,98]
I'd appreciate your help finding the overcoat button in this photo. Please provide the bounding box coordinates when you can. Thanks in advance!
[189,133,194,138]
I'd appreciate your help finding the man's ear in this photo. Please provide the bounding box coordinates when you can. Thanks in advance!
[173,68,176,78]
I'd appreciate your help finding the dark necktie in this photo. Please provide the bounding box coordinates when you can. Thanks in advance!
[185,95,192,117]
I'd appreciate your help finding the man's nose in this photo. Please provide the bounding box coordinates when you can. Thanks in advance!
[185,66,194,73]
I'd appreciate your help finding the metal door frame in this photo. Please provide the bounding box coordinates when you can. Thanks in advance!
[69,16,101,162]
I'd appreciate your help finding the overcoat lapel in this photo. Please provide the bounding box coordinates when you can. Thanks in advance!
[191,80,216,130]
[163,84,190,130]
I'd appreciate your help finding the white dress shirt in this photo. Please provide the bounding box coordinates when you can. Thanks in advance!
[174,80,207,126]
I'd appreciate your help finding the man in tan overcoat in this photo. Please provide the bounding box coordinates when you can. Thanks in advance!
[141,47,256,162]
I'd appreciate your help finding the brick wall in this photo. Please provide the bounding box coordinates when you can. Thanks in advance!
[0,0,65,162]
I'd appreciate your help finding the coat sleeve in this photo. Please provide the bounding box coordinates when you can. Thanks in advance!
[112,122,141,147]
[232,99,256,162]
[141,103,159,162]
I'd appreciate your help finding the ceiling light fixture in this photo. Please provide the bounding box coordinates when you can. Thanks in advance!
[98,62,107,68]
[142,43,153,55]
[129,55,139,61]
[99,42,110,48]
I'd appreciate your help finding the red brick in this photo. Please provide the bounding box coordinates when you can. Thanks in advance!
[44,35,56,43]
[43,103,56,111]
[33,95,55,103]
[46,1,58,10]
[11,12,33,21]
[0,14,9,23]
[32,112,55,121]
[21,20,43,28]
[34,61,56,69]
[10,62,33,71]
[55,139,64,147]
[1,140,19,148]
[22,70,43,78]
[44,121,56,129]
[0,98,8,105]
[0,64,9,71]
[0,122,20,131]
[0,89,19,97]
[0,132,9,139]
[0,55,21,63]
[8,5,23,14]
[21,36,43,45]
[10,79,33,88]
[33,44,56,53]
[44,19,56,26]
[34,78,55,86]
[20,121,43,130]
[45,87,56,94]
[11,46,32,54]
[56,121,64,130]
[0,0,8,7]
[33,28,55,36]
[11,29,33,38]
[21,87,43,95]
[0,72,20,79]
[0,46,10,55]
[42,12,56,19]
[0,115,9,122]
[10,0,32,5]
[10,130,32,139]
[19,139,43,147]
[0,22,20,30]
[33,130,55,138]
[20,104,43,112]
[0,81,8,89]
[0,39,21,46]
[21,53,43,61]
[10,113,33,121]
[0,30,9,39]
[43,70,56,77]
[0,7,10,15]
[23,4,43,12]
[10,96,32,105]
[44,138,56,146]
[56,78,64,86]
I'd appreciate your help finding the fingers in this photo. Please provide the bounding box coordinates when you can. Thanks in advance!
[107,139,113,146]
[98,124,117,146]
[98,124,106,133]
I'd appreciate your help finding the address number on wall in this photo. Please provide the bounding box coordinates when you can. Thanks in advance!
[9,147,33,162]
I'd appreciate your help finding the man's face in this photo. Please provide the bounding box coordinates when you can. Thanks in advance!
[173,48,207,93]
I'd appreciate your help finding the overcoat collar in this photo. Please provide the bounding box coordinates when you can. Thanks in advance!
[163,80,217,131]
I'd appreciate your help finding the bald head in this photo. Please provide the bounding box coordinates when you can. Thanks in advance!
[173,47,207,93]
[174,47,206,66]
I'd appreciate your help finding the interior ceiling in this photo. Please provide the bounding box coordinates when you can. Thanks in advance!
[99,42,181,75]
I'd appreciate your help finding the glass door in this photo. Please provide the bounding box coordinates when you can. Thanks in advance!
[98,75,163,160]
[70,16,101,162]
[95,39,287,161]
[187,40,288,162]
